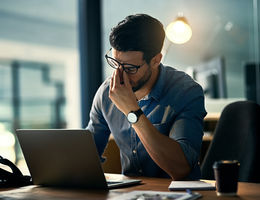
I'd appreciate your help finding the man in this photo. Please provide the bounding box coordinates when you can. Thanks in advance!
[87,14,207,180]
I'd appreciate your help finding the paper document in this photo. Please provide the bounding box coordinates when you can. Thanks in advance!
[168,180,216,191]
[110,190,202,200]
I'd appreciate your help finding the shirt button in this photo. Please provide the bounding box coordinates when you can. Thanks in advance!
[133,149,137,154]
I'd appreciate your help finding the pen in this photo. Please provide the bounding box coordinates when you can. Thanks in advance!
[185,189,202,200]
[186,189,192,195]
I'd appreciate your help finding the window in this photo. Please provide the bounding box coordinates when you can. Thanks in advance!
[0,0,80,164]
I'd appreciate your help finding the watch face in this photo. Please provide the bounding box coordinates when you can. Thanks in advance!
[127,112,138,123]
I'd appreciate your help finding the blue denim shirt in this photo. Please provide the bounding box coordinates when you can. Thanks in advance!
[87,64,207,180]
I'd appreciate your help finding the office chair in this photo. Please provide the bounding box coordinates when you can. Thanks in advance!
[201,101,260,183]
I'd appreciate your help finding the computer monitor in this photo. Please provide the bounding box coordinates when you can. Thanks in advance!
[192,57,227,99]
[244,62,260,102]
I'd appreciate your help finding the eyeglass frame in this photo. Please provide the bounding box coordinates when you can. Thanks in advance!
[105,48,146,74]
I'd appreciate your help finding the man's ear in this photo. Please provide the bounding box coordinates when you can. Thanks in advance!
[150,53,162,67]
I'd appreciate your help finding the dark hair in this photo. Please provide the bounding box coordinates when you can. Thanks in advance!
[109,14,165,64]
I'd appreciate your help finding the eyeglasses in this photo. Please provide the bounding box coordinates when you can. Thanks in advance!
[105,48,146,74]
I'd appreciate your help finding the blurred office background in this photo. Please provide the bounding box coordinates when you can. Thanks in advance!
[0,0,259,165]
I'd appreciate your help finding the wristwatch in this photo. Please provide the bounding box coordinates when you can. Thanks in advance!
[127,108,143,124]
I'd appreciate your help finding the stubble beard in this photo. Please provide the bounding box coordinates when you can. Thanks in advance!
[132,67,152,92]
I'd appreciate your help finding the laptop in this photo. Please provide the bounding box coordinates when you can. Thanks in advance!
[16,129,141,189]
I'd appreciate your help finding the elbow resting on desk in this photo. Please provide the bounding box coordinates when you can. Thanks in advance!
[164,143,192,181]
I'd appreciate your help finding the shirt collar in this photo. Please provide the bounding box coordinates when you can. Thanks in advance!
[146,63,165,102]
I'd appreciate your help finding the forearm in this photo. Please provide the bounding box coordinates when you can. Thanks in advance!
[132,114,191,180]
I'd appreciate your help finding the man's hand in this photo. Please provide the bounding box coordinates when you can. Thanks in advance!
[109,68,139,115]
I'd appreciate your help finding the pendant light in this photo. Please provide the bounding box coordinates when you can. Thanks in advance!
[166,13,192,44]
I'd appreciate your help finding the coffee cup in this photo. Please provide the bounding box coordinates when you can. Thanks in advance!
[213,160,240,196]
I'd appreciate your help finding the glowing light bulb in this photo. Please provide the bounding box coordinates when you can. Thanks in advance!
[0,123,16,162]
[166,16,192,44]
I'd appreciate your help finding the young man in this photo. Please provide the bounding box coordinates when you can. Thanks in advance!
[87,14,207,180]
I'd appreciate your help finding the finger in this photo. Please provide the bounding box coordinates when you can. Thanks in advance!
[114,68,121,85]
[110,70,115,90]
[110,76,114,91]
[123,70,131,88]
[118,68,124,84]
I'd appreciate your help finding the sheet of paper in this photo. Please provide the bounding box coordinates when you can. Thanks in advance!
[168,180,216,191]
[110,190,202,200]
[104,173,133,181]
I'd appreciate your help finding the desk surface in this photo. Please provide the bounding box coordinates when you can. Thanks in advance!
[0,177,260,200]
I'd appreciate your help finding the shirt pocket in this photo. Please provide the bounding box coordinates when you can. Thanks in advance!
[146,104,175,125]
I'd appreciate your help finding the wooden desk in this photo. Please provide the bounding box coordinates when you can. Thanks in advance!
[0,177,260,199]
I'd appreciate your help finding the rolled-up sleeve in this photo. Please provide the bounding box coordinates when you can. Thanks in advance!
[169,86,207,170]
[86,83,111,160]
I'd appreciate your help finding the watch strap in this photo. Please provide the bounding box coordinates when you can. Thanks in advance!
[134,108,143,117]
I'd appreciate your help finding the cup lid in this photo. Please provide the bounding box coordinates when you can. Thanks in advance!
[213,160,240,169]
